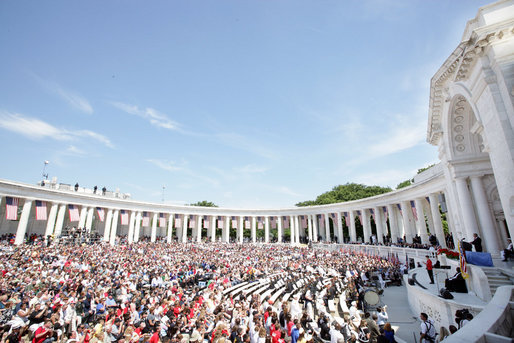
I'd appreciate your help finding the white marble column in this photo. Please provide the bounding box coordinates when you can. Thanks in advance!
[400,202,413,243]
[294,216,300,244]
[414,198,429,244]
[151,213,158,242]
[45,203,58,237]
[324,214,330,242]
[290,215,295,245]
[349,211,357,242]
[278,217,283,243]
[374,207,384,244]
[110,210,119,245]
[103,209,113,242]
[196,216,202,243]
[251,216,257,243]
[362,209,371,243]
[128,211,136,243]
[14,199,33,245]
[85,207,94,233]
[78,207,87,229]
[311,215,318,242]
[455,177,479,240]
[238,217,244,243]
[428,194,446,248]
[470,176,502,253]
[210,216,216,242]
[307,215,313,242]
[134,212,142,242]
[181,215,189,243]
[387,205,398,242]
[54,204,67,237]
[224,216,230,242]
[336,213,343,244]
[167,214,174,243]
[264,216,270,243]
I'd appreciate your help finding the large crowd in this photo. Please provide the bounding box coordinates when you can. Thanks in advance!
[0,240,406,343]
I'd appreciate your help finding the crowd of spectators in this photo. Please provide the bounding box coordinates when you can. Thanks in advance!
[0,240,404,343]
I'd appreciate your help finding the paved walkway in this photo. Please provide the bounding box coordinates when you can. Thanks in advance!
[380,282,421,342]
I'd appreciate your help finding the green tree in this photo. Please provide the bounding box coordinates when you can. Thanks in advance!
[188,200,218,207]
[396,179,413,189]
[296,183,392,207]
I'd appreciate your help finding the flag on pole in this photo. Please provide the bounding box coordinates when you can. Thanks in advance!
[369,209,375,222]
[330,213,338,225]
[343,212,350,227]
[159,213,166,227]
[231,216,238,228]
[282,216,289,228]
[35,200,47,221]
[189,215,196,228]
[217,216,224,229]
[356,211,362,225]
[410,201,418,221]
[257,217,263,229]
[405,252,409,270]
[174,214,182,228]
[244,216,250,229]
[270,216,277,229]
[120,210,129,225]
[318,214,325,229]
[300,215,307,228]
[96,207,105,222]
[397,204,403,216]
[5,197,19,220]
[458,241,469,279]
[383,206,388,219]
[142,212,150,227]
[68,205,80,222]
[204,215,210,228]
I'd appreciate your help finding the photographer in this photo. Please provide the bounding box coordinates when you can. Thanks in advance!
[419,313,436,343]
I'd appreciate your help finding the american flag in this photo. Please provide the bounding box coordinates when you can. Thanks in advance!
[244,216,250,228]
[410,201,418,221]
[120,210,129,225]
[96,207,105,222]
[369,209,375,222]
[356,211,362,225]
[217,216,224,229]
[257,217,263,229]
[159,213,166,227]
[174,214,182,228]
[343,212,350,227]
[189,215,196,228]
[68,205,80,222]
[300,215,307,228]
[458,241,469,279]
[383,207,388,219]
[204,215,210,228]
[142,212,150,227]
[35,200,47,221]
[270,216,277,229]
[318,214,325,229]
[397,204,403,216]
[5,197,19,221]
[330,213,337,225]
[231,216,238,228]
[282,216,289,228]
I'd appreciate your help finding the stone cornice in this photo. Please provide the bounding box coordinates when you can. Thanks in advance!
[427,14,514,146]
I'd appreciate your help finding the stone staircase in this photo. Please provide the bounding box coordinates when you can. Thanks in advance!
[482,267,514,296]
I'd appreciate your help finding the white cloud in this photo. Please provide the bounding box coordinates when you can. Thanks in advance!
[277,186,301,197]
[110,101,179,130]
[146,159,183,172]
[65,145,86,155]
[31,73,93,114]
[234,164,269,174]
[367,119,426,157]
[0,111,113,148]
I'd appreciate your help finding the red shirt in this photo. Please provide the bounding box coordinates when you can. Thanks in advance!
[149,332,160,343]
[33,327,50,343]
[426,259,433,270]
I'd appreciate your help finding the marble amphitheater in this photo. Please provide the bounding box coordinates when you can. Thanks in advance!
[1,1,513,342]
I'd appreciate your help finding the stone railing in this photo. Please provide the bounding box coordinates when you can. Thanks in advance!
[37,181,131,199]
[441,285,514,342]
[314,243,438,260]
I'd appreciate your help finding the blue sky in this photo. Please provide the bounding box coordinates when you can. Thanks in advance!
[0,0,491,208]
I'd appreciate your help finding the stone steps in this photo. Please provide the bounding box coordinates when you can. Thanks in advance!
[482,268,513,296]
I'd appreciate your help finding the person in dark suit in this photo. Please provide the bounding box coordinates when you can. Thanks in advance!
[471,233,483,252]
[445,267,467,293]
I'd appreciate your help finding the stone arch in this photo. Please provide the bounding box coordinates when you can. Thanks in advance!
[446,95,484,159]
